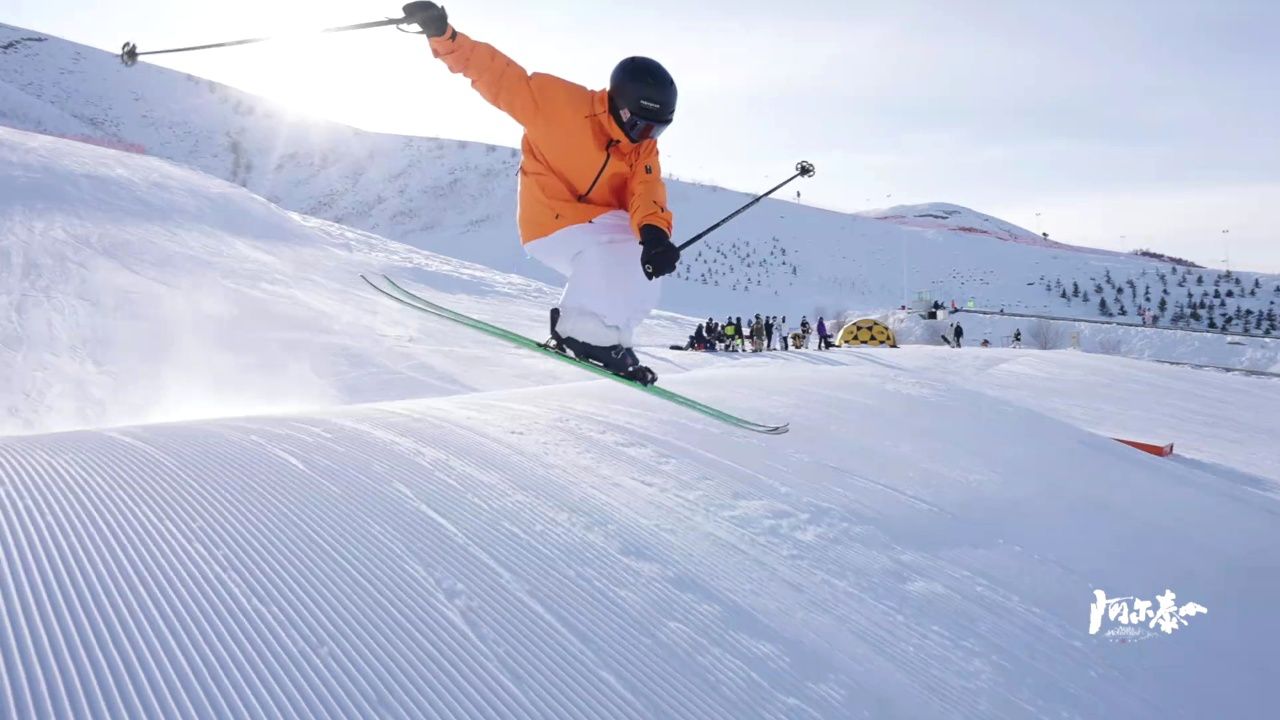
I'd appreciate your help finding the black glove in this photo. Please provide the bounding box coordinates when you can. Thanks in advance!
[639,224,680,280]
[402,2,449,37]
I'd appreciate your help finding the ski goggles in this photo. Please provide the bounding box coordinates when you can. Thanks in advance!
[617,107,671,142]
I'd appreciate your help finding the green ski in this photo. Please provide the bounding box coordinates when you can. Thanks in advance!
[362,274,789,435]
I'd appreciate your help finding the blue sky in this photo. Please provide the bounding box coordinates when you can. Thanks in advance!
[9,0,1279,271]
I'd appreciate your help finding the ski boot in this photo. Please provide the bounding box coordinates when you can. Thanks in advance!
[544,308,658,386]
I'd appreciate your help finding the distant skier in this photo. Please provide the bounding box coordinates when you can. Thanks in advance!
[404,2,680,385]
[1012,328,1023,348]
[953,322,964,348]
[800,316,812,349]
[764,315,775,350]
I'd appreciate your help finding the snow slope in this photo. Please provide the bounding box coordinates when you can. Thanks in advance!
[0,125,714,436]
[5,20,1277,348]
[2,116,1280,717]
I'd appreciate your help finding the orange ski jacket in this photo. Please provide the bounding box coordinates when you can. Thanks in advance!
[428,27,674,245]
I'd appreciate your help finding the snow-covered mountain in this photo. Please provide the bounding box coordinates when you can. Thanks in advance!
[5,22,1276,338]
[1,123,1277,719]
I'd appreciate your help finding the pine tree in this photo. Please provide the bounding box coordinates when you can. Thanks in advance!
[1082,290,1090,302]
[1208,316,1218,329]
[1190,307,1203,323]
[1098,297,1111,316]
[1060,288,1070,301]
[1158,297,1168,314]
[1117,301,1128,316]
[1197,274,1205,286]
[1226,288,1235,298]
[1213,288,1222,299]
[1072,280,1081,297]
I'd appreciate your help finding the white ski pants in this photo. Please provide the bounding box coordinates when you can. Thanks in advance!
[525,211,662,348]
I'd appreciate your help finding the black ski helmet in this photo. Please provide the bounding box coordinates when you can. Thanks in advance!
[608,56,676,143]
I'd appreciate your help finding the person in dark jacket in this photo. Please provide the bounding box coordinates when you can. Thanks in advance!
[816,316,832,350]
[764,315,775,350]
[1012,328,1022,348]
[735,316,746,351]
[953,322,964,348]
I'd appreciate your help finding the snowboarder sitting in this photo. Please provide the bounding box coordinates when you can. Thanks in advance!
[404,2,680,385]
[690,323,708,351]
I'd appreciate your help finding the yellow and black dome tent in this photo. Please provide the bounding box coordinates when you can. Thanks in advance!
[837,318,898,348]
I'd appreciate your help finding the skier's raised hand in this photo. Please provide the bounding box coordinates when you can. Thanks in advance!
[639,225,680,280]
[402,2,449,37]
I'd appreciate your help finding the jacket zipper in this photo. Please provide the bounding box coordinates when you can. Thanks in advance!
[578,139,619,202]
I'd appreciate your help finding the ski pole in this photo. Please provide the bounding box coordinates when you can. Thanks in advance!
[120,16,413,66]
[676,160,816,252]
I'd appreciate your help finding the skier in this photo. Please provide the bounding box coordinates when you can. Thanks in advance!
[403,2,680,385]
[800,316,812,349]
[1012,328,1023,348]
[765,315,775,350]
[816,317,830,350]
[777,316,789,351]
[953,322,965,348]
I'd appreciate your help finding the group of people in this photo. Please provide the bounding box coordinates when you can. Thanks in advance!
[682,315,835,352]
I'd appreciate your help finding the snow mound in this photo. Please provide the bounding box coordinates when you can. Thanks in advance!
[0,348,1276,719]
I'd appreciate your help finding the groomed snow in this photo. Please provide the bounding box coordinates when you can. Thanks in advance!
[3,124,1279,719]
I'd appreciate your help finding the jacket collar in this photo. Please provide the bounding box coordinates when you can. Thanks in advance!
[592,90,633,147]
